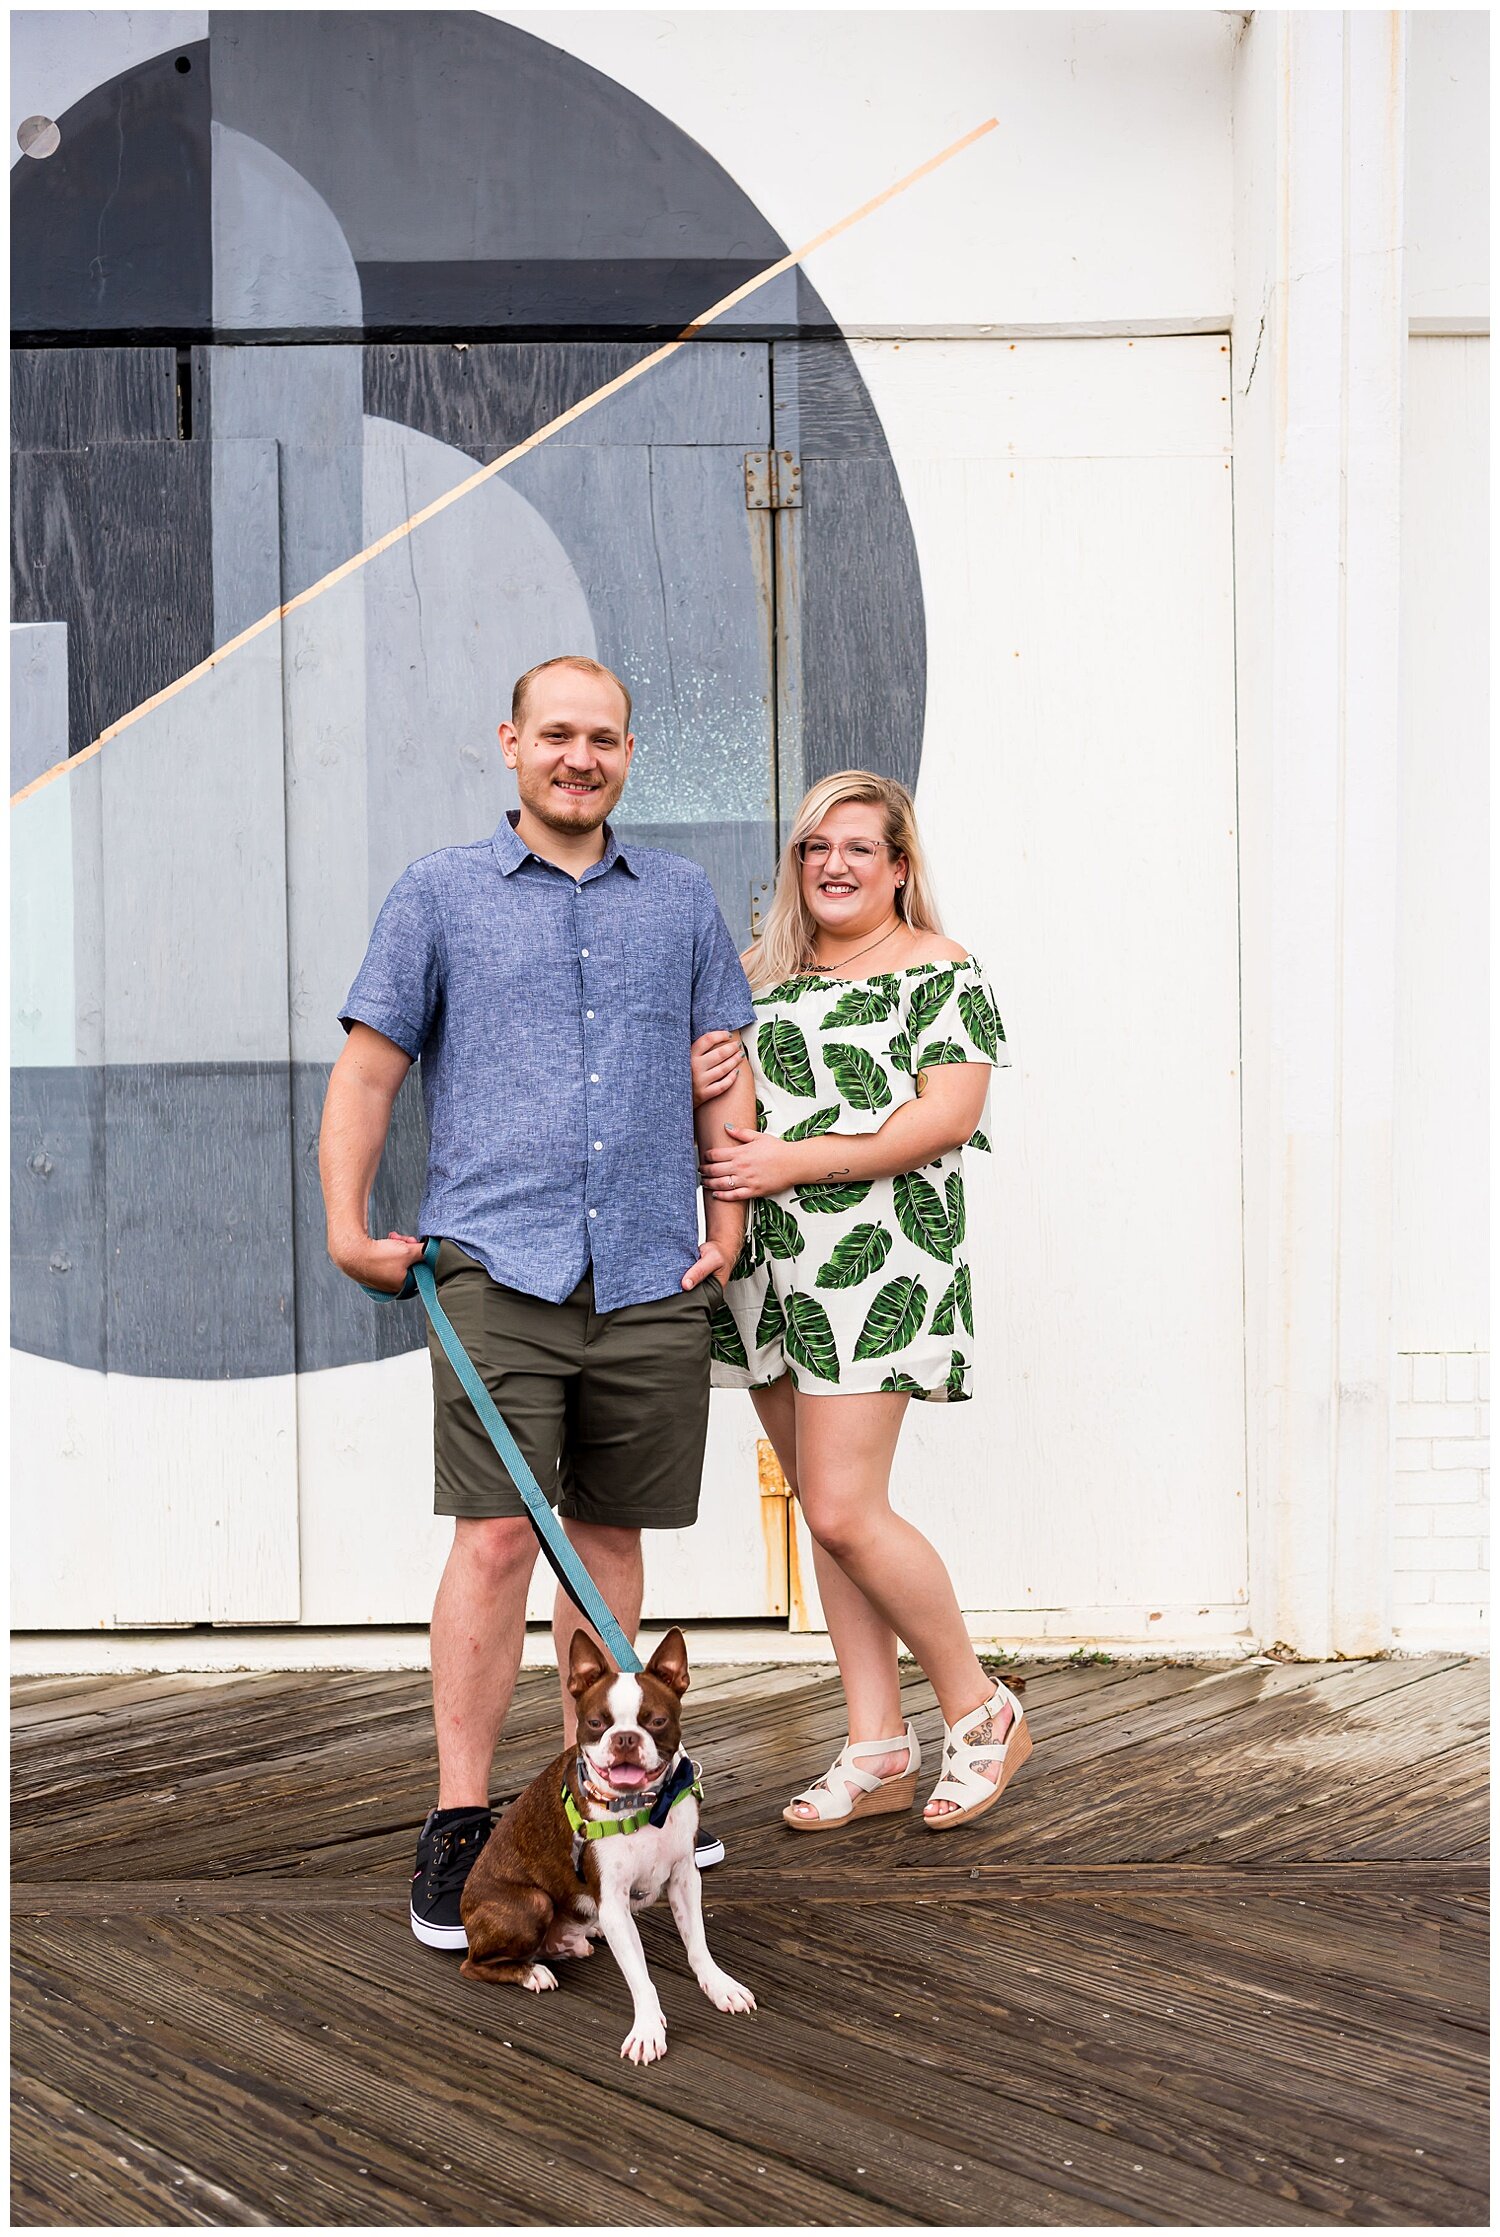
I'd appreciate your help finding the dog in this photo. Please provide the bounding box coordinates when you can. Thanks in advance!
[459,1626,757,2064]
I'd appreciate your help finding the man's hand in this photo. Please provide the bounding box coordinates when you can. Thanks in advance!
[690,1029,744,1109]
[680,1239,729,1293]
[329,1228,426,1294]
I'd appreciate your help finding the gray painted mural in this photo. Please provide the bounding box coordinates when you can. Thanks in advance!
[10,9,926,1380]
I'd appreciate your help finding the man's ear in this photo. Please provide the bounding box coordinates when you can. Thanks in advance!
[567,1628,610,1700]
[497,719,520,768]
[645,1626,689,1697]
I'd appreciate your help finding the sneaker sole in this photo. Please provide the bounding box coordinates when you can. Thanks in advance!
[410,1906,470,1951]
[694,1836,726,1870]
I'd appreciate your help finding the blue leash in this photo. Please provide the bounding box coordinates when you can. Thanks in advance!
[362,1238,642,1675]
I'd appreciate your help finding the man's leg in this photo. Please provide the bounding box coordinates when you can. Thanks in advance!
[551,1523,645,1744]
[432,1516,540,1806]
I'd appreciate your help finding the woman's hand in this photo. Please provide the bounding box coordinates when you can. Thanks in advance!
[700,1123,810,1201]
[690,1029,744,1109]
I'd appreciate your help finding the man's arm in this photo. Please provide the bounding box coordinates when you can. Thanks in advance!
[684,1048,756,1290]
[319,1024,425,1293]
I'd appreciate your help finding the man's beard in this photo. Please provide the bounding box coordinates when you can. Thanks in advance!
[521,773,623,834]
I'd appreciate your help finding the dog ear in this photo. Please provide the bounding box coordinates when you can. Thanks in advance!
[645,1626,690,1697]
[567,1629,611,1699]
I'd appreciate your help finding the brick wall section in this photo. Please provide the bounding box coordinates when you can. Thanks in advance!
[1392,1351,1490,1647]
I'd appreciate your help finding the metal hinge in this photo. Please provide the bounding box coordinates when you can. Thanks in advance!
[744,449,802,510]
[748,877,774,939]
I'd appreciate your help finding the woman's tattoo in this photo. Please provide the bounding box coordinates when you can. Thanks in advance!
[821,1165,852,1180]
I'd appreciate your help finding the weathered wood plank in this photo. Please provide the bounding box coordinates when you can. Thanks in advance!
[14,1859,1488,1918]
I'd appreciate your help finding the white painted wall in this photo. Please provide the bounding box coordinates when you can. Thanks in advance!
[1405,10,1489,329]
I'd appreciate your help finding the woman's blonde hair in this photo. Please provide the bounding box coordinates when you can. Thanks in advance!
[747,770,943,991]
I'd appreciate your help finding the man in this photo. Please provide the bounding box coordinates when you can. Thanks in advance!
[320,655,755,1949]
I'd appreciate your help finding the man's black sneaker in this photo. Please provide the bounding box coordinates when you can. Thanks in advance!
[410,1806,493,1949]
[694,1825,726,1869]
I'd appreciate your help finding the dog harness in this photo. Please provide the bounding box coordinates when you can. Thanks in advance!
[563,1754,704,1875]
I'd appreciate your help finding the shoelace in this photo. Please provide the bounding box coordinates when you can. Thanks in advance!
[419,1819,490,1898]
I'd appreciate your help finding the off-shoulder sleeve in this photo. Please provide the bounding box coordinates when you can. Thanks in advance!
[901,960,1011,1073]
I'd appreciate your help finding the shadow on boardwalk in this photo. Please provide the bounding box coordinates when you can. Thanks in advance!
[11,1652,1489,2225]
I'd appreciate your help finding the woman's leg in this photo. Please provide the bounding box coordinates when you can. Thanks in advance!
[791,1389,1011,1818]
[750,1381,910,1816]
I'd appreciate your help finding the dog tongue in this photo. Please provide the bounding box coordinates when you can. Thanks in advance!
[609,1764,649,1789]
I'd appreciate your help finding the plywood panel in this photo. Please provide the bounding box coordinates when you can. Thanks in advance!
[10,348,179,449]
[11,441,213,759]
[94,439,299,1623]
[106,1376,299,1626]
[10,1353,110,1631]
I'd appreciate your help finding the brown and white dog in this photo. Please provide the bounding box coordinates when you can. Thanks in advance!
[459,1627,756,2064]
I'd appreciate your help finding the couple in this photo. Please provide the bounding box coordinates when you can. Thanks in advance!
[320,655,1027,1953]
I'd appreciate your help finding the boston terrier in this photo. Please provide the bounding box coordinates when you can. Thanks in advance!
[459,1627,757,2065]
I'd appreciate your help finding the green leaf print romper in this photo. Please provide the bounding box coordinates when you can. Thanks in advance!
[708,959,1009,1400]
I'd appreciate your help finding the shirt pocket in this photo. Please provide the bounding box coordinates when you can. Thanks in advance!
[626,926,691,1025]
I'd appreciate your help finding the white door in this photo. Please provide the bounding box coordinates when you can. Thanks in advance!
[781,337,1249,1642]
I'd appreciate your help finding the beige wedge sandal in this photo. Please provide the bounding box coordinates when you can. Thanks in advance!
[923,1677,1031,1829]
[782,1721,922,1831]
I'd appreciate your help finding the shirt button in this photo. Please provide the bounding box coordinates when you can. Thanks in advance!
[588,1209,598,1219]
[593,1141,603,1151]
[580,948,590,958]
[586,1009,595,1019]
[590,1073,599,1083]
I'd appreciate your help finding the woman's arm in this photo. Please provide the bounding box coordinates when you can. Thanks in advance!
[700,1064,989,1202]
[686,1048,757,1278]
[690,1029,744,1107]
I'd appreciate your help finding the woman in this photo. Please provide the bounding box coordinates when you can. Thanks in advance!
[691,771,1029,1829]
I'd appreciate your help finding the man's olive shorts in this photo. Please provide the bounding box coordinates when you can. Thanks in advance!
[427,1240,721,1527]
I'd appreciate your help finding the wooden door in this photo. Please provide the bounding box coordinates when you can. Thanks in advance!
[247,340,788,1625]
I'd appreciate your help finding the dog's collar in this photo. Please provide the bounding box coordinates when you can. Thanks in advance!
[575,1750,671,1814]
[564,1753,703,1872]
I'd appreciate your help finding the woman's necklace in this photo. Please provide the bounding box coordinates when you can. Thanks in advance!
[808,914,902,975]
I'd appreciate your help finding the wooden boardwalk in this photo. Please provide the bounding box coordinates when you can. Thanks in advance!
[11,1652,1488,2226]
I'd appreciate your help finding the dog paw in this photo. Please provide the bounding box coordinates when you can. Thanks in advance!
[521,1963,558,1994]
[620,2009,668,2064]
[701,1968,757,2015]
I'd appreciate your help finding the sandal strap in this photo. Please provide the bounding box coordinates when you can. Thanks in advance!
[846,1726,917,1760]
[789,1722,920,1818]
[931,1686,1023,1800]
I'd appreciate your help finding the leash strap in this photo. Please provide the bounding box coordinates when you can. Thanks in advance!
[362,1238,642,1675]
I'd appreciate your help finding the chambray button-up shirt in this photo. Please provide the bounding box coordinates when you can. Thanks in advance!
[340,812,754,1311]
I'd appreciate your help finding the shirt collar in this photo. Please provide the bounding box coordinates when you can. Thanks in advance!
[492,809,637,880]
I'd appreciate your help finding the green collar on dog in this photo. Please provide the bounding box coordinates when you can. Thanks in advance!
[564,1755,703,1867]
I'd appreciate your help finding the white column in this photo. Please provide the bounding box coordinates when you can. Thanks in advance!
[1232,11,1408,1655]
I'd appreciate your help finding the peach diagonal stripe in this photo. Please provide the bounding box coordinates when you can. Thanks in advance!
[10,116,996,810]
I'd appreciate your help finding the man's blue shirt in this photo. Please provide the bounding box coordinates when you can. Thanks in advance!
[340,812,755,1310]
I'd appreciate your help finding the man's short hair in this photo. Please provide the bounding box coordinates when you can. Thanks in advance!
[511,656,632,735]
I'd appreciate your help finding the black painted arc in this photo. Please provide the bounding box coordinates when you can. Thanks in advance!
[209,13,783,274]
[356,260,795,340]
[9,42,212,336]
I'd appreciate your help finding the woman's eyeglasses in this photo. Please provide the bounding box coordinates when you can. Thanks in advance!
[795,838,894,866]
